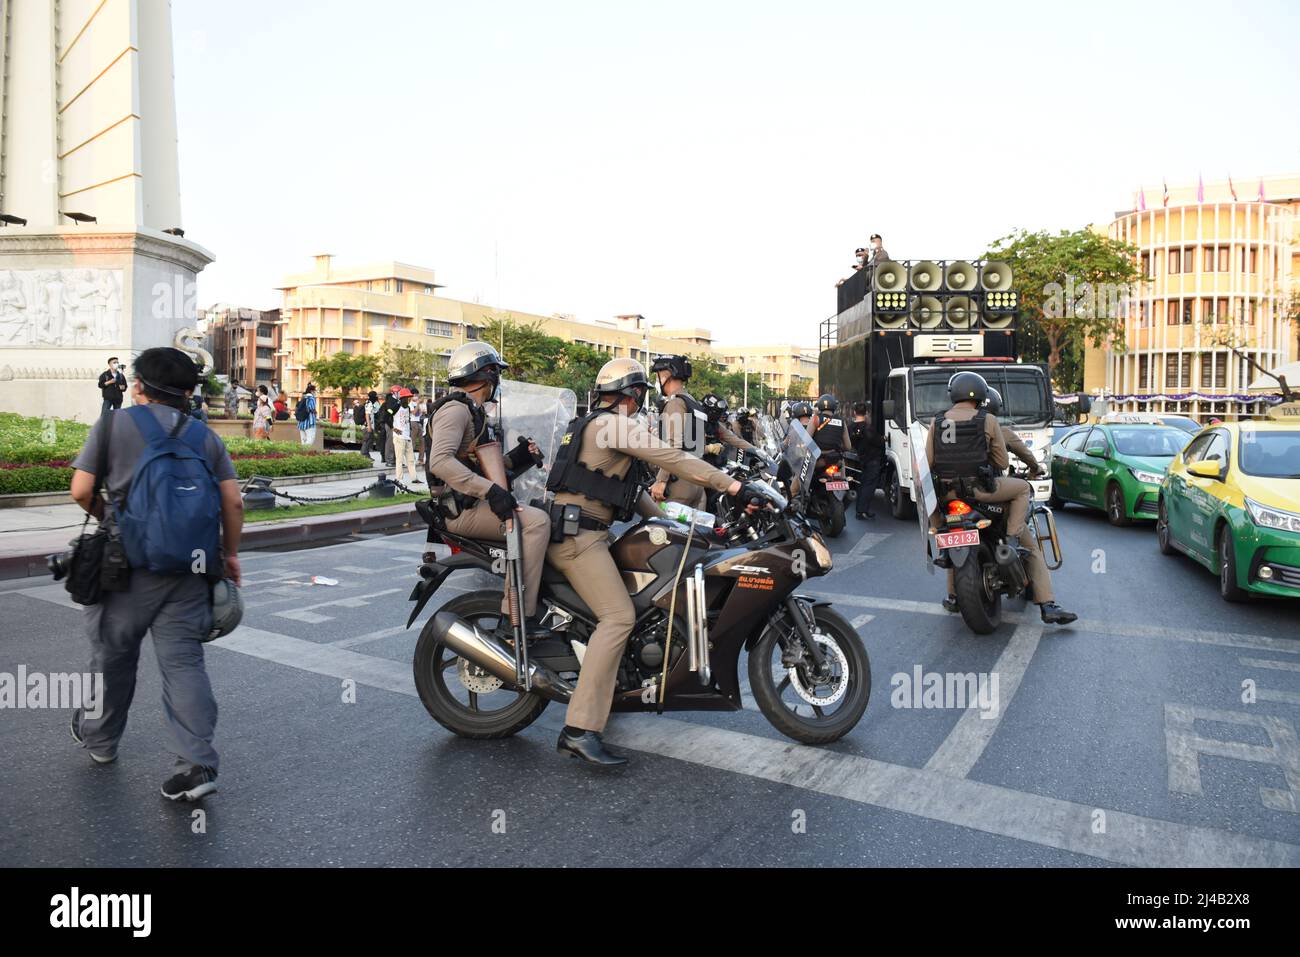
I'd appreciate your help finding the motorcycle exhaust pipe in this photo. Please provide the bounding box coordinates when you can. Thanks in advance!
[428,610,573,703]
[993,543,1028,595]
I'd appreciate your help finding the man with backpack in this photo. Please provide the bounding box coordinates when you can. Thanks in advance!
[295,383,317,446]
[381,385,401,466]
[68,346,244,801]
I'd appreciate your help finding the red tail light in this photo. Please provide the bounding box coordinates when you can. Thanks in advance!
[825,464,840,477]
[947,500,973,517]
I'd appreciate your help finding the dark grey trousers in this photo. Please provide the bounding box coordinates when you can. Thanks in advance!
[79,571,219,771]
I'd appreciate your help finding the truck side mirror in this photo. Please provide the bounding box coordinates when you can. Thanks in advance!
[882,399,895,421]
[1077,395,1092,414]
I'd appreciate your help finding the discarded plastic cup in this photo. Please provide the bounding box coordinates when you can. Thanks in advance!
[311,576,339,586]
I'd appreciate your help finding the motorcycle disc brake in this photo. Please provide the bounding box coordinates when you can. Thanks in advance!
[458,658,504,694]
[789,633,849,708]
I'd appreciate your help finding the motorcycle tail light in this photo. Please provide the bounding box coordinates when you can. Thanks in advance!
[947,500,973,516]
[825,465,839,477]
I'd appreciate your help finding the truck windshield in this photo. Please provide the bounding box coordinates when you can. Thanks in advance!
[913,367,1052,428]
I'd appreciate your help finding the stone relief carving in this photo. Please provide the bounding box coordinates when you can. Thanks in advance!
[0,269,124,347]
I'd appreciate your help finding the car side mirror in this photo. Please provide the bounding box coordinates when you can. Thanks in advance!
[882,399,895,421]
[1085,446,1106,458]
[1077,395,1093,414]
[1186,459,1223,479]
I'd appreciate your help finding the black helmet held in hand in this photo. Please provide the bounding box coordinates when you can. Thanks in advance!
[984,387,1004,416]
[947,371,989,406]
[649,354,692,382]
[701,392,728,420]
[815,394,838,414]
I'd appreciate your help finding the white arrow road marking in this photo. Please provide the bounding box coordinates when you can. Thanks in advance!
[849,614,875,630]
[832,531,891,573]
[924,624,1042,778]
[202,625,1300,867]
[271,587,404,623]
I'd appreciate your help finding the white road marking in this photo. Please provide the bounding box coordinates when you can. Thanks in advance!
[331,625,408,648]
[351,539,429,554]
[1163,704,1300,813]
[924,624,1043,778]
[832,531,891,572]
[849,614,875,630]
[1240,657,1300,673]
[1258,688,1300,706]
[205,623,1300,867]
[12,583,79,610]
[810,591,1300,653]
[270,587,405,624]
[335,565,386,576]
[272,609,331,624]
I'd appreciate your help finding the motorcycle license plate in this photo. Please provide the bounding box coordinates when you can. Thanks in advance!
[824,481,849,491]
[934,529,979,550]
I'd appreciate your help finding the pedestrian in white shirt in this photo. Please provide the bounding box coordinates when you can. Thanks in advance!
[392,388,420,485]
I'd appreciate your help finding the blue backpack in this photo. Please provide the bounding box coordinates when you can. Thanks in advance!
[118,406,223,577]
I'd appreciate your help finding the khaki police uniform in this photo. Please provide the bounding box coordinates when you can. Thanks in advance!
[550,410,735,733]
[925,404,1054,604]
[655,392,711,509]
[1001,427,1041,475]
[425,392,550,618]
[706,418,756,464]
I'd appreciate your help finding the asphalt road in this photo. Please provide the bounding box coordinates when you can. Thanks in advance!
[2,493,1298,867]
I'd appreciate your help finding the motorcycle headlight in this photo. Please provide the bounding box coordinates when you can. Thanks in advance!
[1129,467,1164,485]
[803,535,833,572]
[1245,498,1300,534]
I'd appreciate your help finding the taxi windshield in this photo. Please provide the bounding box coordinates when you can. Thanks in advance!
[1238,431,1300,479]
[1109,427,1186,457]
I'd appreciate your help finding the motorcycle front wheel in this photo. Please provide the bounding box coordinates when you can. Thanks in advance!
[412,592,549,739]
[953,550,1002,634]
[748,604,871,745]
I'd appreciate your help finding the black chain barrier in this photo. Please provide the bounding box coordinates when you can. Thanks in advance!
[268,478,426,504]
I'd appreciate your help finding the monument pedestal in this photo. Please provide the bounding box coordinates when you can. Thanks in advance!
[0,226,215,425]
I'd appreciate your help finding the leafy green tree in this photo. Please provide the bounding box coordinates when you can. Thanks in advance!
[304,352,382,406]
[984,228,1143,391]
[381,344,438,391]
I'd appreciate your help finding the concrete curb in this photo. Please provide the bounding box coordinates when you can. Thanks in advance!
[0,501,422,582]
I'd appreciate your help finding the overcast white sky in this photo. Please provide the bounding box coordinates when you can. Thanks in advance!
[172,0,1300,347]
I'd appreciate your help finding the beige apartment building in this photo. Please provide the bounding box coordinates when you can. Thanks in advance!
[1084,174,1299,420]
[276,255,817,415]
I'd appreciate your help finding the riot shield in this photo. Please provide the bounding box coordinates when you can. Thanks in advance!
[492,380,577,507]
[907,420,938,575]
[782,419,821,509]
[755,413,785,461]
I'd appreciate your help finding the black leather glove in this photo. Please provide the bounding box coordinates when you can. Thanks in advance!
[485,484,517,521]
[506,436,543,475]
[736,482,771,508]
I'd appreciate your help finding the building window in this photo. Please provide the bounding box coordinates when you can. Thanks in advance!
[1165,354,1191,389]
[466,325,480,340]
[1182,247,1195,273]
[1249,247,1258,273]
[1166,300,1179,325]
[424,285,433,295]
[1218,247,1230,272]
[1137,355,1149,390]
[1168,249,1180,274]
[396,279,404,293]
[1203,247,1215,272]
[425,320,454,338]
[1141,252,1151,278]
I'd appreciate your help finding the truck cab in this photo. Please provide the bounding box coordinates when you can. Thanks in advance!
[879,361,1055,518]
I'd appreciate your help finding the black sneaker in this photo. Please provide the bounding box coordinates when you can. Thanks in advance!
[161,765,218,802]
[70,709,116,764]
[1039,602,1078,625]
[942,595,959,614]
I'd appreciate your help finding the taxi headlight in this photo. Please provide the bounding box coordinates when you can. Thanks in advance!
[803,534,833,571]
[1129,467,1164,485]
[1245,498,1300,534]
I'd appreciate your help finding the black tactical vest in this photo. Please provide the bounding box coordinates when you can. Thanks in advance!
[658,390,707,456]
[930,410,990,481]
[812,414,847,454]
[546,408,643,521]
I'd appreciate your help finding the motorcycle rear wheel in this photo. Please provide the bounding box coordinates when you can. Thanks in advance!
[822,493,846,538]
[748,604,871,745]
[953,551,1002,634]
[413,593,549,739]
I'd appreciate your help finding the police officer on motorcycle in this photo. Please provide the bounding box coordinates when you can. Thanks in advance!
[700,393,768,470]
[546,358,771,766]
[811,394,852,455]
[648,354,712,510]
[925,372,1076,625]
[424,342,551,638]
[984,388,1043,477]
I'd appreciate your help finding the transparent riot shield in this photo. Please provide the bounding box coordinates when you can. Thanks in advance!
[492,380,577,508]
[782,419,821,511]
[755,413,785,461]
[907,420,938,574]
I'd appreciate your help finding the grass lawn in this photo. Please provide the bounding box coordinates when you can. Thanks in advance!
[244,491,425,524]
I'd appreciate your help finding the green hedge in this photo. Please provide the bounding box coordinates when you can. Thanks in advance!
[0,412,89,465]
[233,452,372,479]
[0,466,76,496]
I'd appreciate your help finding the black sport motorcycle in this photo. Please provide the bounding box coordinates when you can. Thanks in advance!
[405,431,871,745]
[931,468,1062,634]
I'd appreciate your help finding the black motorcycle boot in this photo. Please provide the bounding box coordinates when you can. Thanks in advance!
[1039,602,1078,625]
[942,595,959,614]
[557,728,628,767]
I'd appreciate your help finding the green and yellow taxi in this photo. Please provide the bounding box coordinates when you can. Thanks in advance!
[1049,423,1189,526]
[1156,421,1300,601]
